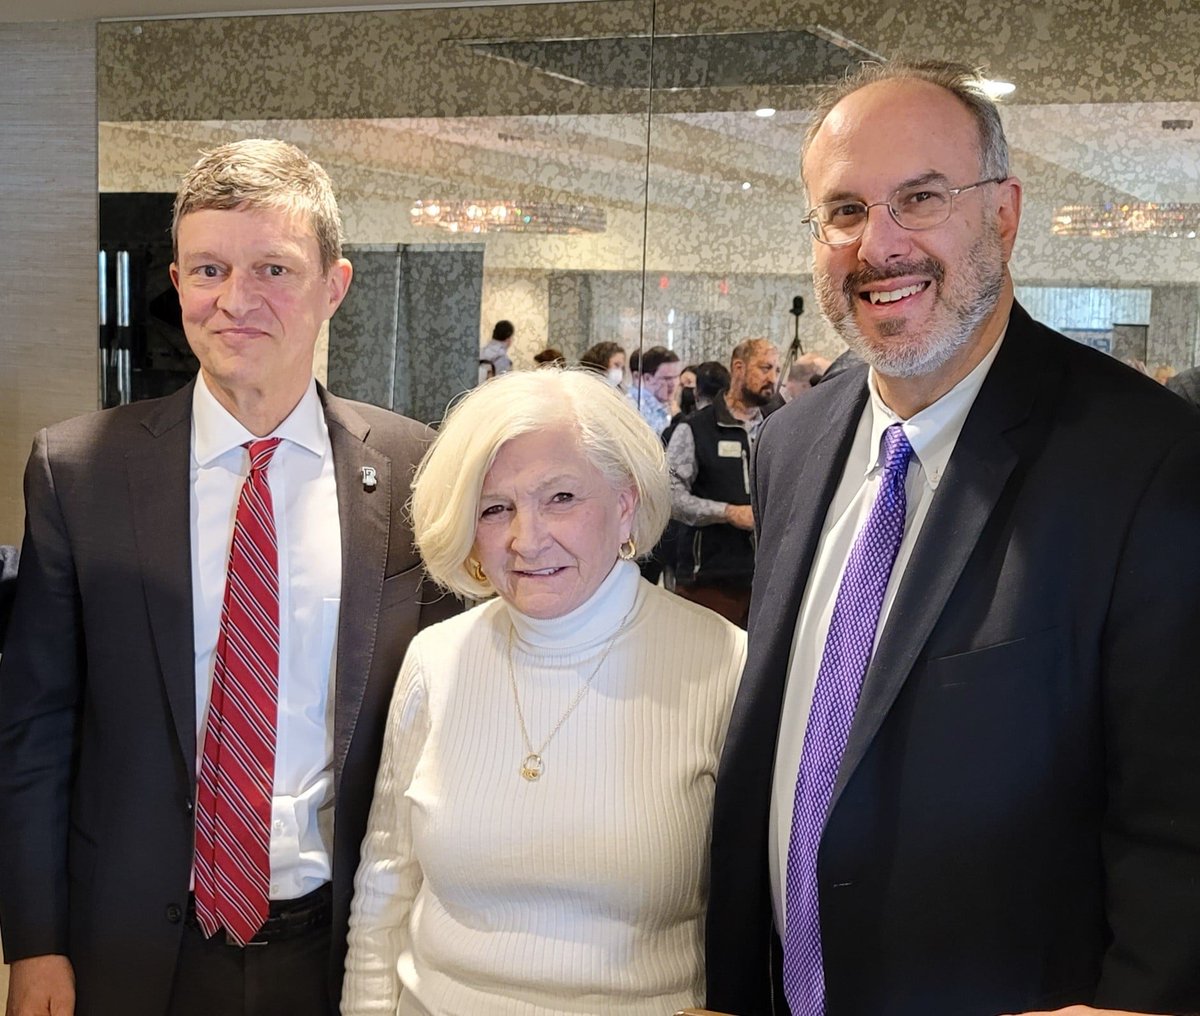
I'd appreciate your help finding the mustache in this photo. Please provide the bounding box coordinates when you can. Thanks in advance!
[843,258,945,300]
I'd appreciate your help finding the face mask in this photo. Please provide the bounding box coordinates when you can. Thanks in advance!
[606,367,624,387]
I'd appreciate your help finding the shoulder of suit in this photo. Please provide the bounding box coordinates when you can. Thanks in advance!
[1016,314,1200,436]
[324,393,437,446]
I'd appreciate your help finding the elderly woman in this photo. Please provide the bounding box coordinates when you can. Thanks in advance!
[342,369,746,1016]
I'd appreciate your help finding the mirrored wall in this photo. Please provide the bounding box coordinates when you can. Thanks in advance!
[97,0,1200,424]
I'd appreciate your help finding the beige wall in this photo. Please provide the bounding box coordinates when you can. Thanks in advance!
[0,22,98,544]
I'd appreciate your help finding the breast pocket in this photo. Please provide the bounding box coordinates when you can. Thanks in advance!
[925,627,1061,690]
[907,628,1066,809]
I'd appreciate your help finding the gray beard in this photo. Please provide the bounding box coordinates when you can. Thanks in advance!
[815,229,1004,379]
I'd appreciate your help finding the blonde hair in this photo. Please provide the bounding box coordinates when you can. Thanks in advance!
[412,368,671,599]
[172,138,344,272]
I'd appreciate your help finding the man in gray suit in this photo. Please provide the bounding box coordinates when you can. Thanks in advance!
[0,140,453,1016]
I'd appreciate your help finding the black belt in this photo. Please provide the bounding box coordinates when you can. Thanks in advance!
[186,882,332,946]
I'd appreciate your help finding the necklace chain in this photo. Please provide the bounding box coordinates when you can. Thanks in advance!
[506,604,634,782]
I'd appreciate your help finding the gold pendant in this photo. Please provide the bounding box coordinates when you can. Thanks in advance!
[521,753,544,781]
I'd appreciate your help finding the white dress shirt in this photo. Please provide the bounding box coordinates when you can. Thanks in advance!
[768,331,1006,931]
[190,374,342,900]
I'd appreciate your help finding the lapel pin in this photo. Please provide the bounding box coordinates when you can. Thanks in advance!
[361,466,378,492]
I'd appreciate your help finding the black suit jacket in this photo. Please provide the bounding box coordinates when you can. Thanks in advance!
[706,304,1200,1015]
[0,381,455,1015]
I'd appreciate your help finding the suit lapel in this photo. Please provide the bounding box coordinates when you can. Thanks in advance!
[831,309,1055,806]
[321,388,392,789]
[125,382,198,781]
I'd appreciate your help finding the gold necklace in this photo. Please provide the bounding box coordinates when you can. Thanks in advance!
[506,606,633,782]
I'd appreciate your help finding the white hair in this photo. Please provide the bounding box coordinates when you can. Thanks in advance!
[412,367,671,599]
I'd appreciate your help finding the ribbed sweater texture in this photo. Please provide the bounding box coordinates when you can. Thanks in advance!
[343,561,746,1015]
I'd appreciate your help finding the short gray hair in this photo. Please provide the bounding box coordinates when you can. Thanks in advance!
[802,60,1010,184]
[411,368,671,600]
[172,138,345,272]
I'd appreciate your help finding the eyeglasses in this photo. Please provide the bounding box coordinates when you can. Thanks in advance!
[802,177,1007,246]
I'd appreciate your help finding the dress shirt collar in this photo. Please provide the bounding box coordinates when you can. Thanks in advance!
[864,324,1008,490]
[192,373,328,466]
[507,559,644,652]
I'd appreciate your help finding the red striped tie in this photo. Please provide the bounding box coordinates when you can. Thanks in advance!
[194,438,282,946]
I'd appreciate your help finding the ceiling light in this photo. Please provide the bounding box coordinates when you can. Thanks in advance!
[754,107,776,118]
[410,199,606,235]
[980,79,1016,99]
[1052,201,1200,239]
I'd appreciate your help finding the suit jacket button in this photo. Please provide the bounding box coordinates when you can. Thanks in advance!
[166,903,183,923]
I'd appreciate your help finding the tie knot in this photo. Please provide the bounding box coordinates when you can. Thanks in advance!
[245,438,282,475]
[881,424,913,475]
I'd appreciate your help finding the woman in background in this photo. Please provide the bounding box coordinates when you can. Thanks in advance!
[579,340,627,389]
[343,368,745,1016]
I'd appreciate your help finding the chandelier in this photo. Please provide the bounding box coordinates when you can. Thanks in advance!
[1052,202,1200,239]
[409,199,606,235]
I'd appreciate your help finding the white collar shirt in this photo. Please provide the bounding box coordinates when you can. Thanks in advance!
[190,373,342,900]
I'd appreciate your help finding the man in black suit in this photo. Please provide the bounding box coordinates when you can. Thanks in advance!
[0,140,453,1016]
[706,61,1200,1016]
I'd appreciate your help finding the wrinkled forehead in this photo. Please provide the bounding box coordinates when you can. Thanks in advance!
[802,80,983,200]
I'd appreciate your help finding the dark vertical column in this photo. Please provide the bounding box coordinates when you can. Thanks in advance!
[397,244,483,427]
[327,244,403,410]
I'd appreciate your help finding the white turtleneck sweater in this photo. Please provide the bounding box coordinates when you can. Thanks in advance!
[342,561,746,1016]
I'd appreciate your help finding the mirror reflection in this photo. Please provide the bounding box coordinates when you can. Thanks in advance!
[97,0,1200,426]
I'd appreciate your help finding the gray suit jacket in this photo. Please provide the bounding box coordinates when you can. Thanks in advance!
[0,380,454,1015]
[707,304,1200,1015]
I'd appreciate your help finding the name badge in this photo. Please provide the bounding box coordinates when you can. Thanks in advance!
[718,440,743,458]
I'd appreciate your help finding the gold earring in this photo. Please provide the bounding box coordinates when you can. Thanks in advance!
[468,558,487,583]
[618,538,636,561]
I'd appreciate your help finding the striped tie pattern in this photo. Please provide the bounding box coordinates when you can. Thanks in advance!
[783,423,914,1015]
[194,438,282,946]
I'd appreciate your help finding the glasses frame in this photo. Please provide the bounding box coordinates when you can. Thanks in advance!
[801,177,1009,247]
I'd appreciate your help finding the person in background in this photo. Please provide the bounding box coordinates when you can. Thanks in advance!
[660,361,731,589]
[663,361,730,448]
[480,319,515,375]
[667,339,779,627]
[0,139,453,1016]
[676,364,699,416]
[533,347,566,367]
[707,59,1200,1016]
[1166,363,1200,408]
[627,345,681,438]
[342,368,745,1016]
[580,341,627,389]
[782,353,831,401]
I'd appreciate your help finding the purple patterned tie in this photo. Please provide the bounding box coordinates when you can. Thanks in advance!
[783,423,914,1015]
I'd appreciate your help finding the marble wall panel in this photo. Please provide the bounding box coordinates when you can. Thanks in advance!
[402,244,484,427]
[328,246,403,409]
[98,2,654,122]
[328,243,483,426]
[1148,286,1200,368]
[481,269,552,370]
